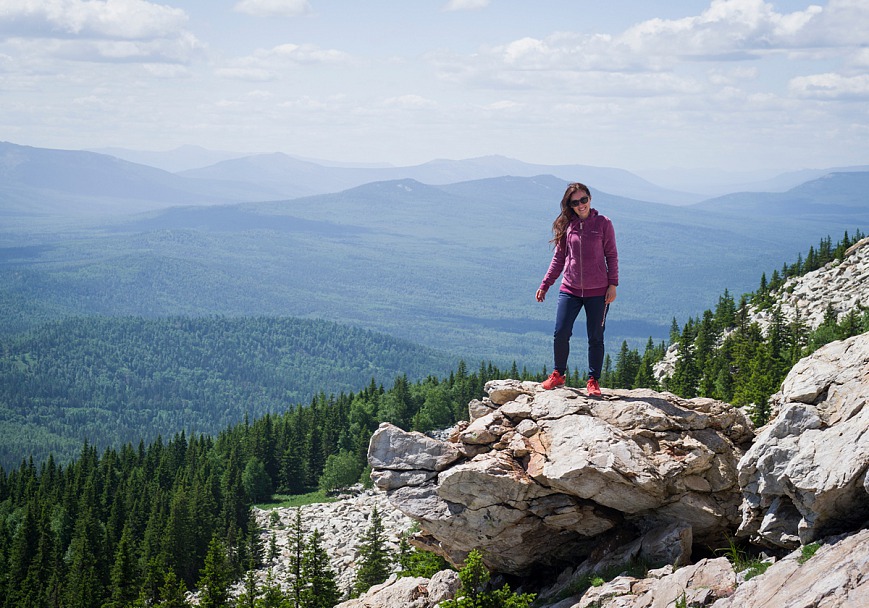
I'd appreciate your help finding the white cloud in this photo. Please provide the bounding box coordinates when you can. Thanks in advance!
[429,0,852,88]
[0,0,189,40]
[233,0,311,18]
[218,42,355,80]
[617,0,825,59]
[443,0,490,11]
[789,73,869,99]
[0,0,201,63]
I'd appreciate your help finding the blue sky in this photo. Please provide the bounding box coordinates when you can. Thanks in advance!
[1,0,867,174]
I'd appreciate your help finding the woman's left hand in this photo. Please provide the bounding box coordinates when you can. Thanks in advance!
[605,285,617,304]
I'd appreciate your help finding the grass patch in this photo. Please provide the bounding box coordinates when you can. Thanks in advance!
[798,542,821,565]
[254,490,337,510]
[717,537,770,582]
[554,559,648,602]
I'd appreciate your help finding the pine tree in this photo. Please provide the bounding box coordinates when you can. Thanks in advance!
[443,549,535,608]
[352,506,392,597]
[105,524,141,608]
[258,569,290,608]
[288,508,306,608]
[236,564,262,608]
[299,529,340,608]
[154,570,190,608]
[197,537,232,608]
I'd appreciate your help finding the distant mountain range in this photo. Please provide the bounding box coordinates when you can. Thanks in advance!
[2,140,867,367]
[5,141,869,216]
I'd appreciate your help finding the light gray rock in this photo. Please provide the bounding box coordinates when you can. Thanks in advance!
[368,422,462,472]
[370,381,753,574]
[333,570,461,608]
[250,489,414,596]
[710,528,869,608]
[548,557,736,608]
[737,332,869,547]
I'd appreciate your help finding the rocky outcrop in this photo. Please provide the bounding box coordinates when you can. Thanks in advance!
[252,490,413,595]
[548,557,737,608]
[334,570,459,608]
[736,332,869,548]
[369,383,754,574]
[536,526,869,607]
[654,236,869,383]
[753,236,869,332]
[710,528,869,608]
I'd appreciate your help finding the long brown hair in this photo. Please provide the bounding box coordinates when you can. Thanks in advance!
[550,182,591,245]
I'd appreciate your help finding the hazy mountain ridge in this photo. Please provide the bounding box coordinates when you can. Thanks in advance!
[0,141,286,215]
[3,169,867,371]
[5,141,868,218]
[2,140,867,369]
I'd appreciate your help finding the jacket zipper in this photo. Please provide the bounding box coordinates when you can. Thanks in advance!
[578,220,584,296]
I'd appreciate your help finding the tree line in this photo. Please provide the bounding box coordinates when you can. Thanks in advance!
[597,229,868,425]
[0,359,530,607]
[0,315,456,470]
[1,229,865,606]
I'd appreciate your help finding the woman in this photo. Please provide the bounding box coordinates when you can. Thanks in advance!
[536,182,618,395]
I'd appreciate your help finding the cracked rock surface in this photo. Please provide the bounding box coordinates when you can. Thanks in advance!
[369,382,753,574]
[737,331,869,548]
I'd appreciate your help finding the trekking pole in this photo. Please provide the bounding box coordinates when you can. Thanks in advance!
[601,302,610,329]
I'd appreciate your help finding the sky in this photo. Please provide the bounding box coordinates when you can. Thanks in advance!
[1,0,868,175]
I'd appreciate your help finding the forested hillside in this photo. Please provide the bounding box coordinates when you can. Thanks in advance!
[0,316,457,470]
[0,360,514,608]
[600,230,869,426]
[1,230,867,608]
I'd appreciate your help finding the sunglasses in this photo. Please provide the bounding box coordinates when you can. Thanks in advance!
[569,196,590,207]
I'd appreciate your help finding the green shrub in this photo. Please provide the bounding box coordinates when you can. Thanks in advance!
[798,542,821,565]
[441,549,535,608]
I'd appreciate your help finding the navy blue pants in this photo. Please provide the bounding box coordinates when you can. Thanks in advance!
[553,291,607,379]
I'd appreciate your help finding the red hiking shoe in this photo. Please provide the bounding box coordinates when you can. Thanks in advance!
[542,370,566,390]
[586,377,602,397]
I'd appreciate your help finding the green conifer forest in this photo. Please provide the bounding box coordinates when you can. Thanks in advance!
[0,229,865,607]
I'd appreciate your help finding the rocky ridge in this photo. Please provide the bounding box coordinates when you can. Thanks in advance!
[360,331,869,607]
[654,235,869,382]
[369,385,753,574]
[244,331,869,607]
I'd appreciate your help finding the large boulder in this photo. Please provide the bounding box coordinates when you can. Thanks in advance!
[368,382,754,574]
[710,528,869,608]
[335,570,460,608]
[737,331,869,548]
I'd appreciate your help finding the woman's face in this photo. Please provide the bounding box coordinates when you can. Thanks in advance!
[568,191,591,220]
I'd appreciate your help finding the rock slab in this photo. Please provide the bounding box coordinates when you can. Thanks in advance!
[737,332,869,548]
[369,382,754,574]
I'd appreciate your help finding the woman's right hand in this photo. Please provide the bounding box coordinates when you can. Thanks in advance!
[536,288,546,302]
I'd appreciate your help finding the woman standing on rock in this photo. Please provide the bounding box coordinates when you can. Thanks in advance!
[536,182,619,395]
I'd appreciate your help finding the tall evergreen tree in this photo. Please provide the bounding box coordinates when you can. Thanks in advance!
[352,506,391,597]
[153,569,191,608]
[299,529,340,608]
[288,508,306,608]
[105,524,141,608]
[197,537,232,608]
[258,569,290,608]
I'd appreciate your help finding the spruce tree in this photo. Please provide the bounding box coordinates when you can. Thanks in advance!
[236,564,262,608]
[300,529,340,608]
[106,524,141,608]
[197,537,232,608]
[288,508,306,608]
[352,506,392,597]
[258,569,290,608]
[154,570,190,608]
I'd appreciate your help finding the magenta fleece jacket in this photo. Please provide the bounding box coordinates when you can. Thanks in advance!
[539,209,619,298]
